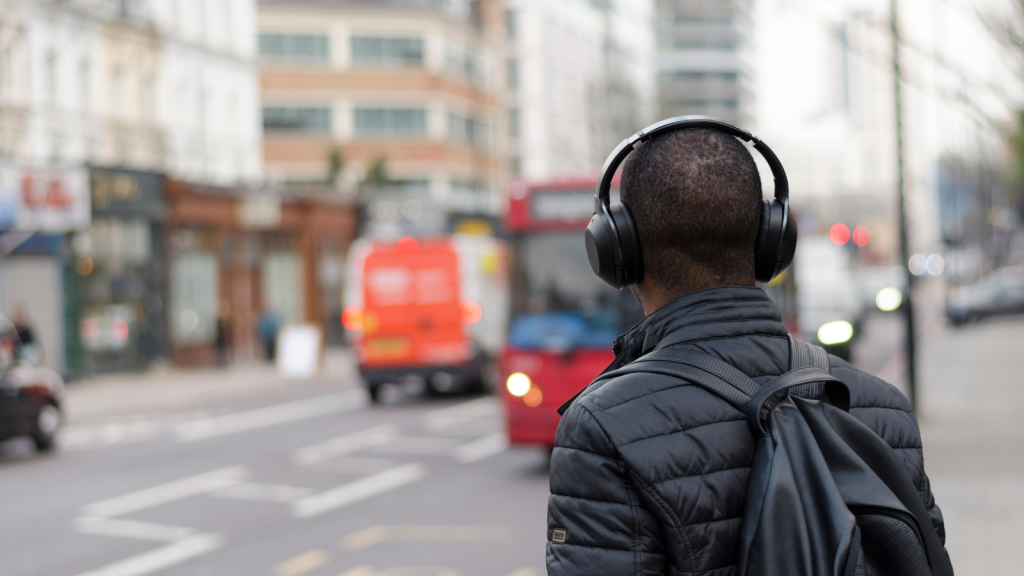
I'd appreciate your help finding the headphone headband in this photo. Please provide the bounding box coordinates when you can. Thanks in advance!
[595,116,789,206]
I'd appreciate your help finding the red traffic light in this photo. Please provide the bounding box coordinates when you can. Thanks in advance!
[829,223,851,245]
[852,225,872,247]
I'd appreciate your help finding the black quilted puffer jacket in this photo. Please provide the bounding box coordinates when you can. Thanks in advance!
[546,286,945,576]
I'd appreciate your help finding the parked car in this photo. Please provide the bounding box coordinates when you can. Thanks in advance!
[947,265,1024,326]
[0,327,64,452]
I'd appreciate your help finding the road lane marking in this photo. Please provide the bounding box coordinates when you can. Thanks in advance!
[422,397,497,430]
[82,466,247,518]
[292,463,426,518]
[318,456,398,475]
[454,432,508,463]
[333,565,458,569]
[293,425,398,466]
[75,517,196,542]
[505,570,537,576]
[174,391,367,442]
[74,532,224,576]
[337,568,374,576]
[209,482,313,503]
[341,525,509,552]
[274,550,329,576]
[373,436,461,456]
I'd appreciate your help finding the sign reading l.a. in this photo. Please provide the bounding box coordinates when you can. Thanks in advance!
[0,165,90,232]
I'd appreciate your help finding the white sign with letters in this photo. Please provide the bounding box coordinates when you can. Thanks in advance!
[0,165,90,232]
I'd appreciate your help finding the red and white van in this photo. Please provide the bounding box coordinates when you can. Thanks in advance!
[343,235,508,401]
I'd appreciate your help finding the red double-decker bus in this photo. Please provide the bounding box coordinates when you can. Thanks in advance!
[500,179,645,449]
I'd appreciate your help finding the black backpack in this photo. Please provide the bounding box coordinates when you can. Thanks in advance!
[600,336,954,576]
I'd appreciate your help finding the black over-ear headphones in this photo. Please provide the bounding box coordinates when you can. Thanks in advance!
[585,115,797,289]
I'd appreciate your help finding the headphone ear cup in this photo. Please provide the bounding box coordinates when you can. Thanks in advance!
[586,213,622,288]
[754,199,775,282]
[609,203,643,286]
[754,199,798,283]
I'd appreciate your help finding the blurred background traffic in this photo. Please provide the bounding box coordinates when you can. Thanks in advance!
[0,0,1022,575]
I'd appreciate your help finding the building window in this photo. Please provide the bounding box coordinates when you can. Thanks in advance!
[45,50,57,104]
[110,65,122,116]
[262,107,331,133]
[506,9,516,39]
[508,107,519,139]
[171,251,219,345]
[507,58,518,90]
[259,33,330,62]
[354,108,427,137]
[351,36,423,67]
[660,71,738,82]
[448,112,490,150]
[79,58,91,112]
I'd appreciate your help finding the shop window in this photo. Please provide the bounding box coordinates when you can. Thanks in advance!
[263,107,331,134]
[354,108,427,137]
[262,252,305,325]
[259,33,330,62]
[171,252,219,345]
[351,36,423,67]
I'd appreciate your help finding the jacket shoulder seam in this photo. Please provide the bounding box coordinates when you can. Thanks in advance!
[618,416,747,447]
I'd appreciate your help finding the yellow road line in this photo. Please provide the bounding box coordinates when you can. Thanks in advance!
[275,550,329,576]
[340,525,509,552]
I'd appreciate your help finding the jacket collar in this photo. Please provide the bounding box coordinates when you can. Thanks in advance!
[558,286,786,415]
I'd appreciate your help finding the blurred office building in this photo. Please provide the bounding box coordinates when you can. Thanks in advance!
[258,0,508,231]
[504,0,655,181]
[655,0,754,126]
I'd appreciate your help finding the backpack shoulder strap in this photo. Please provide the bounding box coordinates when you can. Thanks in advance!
[593,348,762,412]
[789,334,830,371]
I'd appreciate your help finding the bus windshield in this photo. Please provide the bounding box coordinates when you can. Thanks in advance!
[508,230,644,351]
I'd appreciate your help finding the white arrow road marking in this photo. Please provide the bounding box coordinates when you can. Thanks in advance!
[454,432,508,463]
[74,533,224,576]
[209,482,313,503]
[82,466,248,518]
[341,525,509,552]
[373,436,461,456]
[422,397,497,430]
[292,463,426,518]
[293,424,398,466]
[75,517,196,542]
[174,390,367,442]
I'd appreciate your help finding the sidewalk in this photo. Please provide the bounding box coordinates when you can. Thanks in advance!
[916,315,1024,575]
[63,347,360,423]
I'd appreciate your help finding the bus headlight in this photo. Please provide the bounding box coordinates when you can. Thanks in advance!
[817,321,854,345]
[506,372,531,397]
[875,287,902,312]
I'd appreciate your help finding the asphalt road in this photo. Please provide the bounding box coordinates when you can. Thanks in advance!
[0,303,999,576]
[0,385,551,576]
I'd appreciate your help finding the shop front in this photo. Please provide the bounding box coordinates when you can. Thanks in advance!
[65,168,168,376]
[166,182,356,367]
[0,165,90,377]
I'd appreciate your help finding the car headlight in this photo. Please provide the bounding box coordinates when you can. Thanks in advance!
[875,287,902,312]
[506,372,531,397]
[817,321,854,345]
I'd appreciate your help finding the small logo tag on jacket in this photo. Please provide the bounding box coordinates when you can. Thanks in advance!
[551,529,567,543]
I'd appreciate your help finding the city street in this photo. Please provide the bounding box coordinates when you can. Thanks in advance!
[0,362,549,576]
[0,305,1022,576]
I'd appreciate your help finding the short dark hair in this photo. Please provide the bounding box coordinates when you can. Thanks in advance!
[620,127,763,289]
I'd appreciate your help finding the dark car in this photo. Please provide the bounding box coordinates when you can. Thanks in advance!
[947,265,1024,326]
[0,332,63,452]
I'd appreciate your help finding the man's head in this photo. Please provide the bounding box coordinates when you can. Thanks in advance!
[620,127,763,311]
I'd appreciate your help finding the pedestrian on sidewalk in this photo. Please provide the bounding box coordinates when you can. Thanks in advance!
[257,303,280,363]
[546,121,947,575]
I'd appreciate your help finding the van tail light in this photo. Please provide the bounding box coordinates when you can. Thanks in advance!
[342,306,364,331]
[461,301,483,324]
